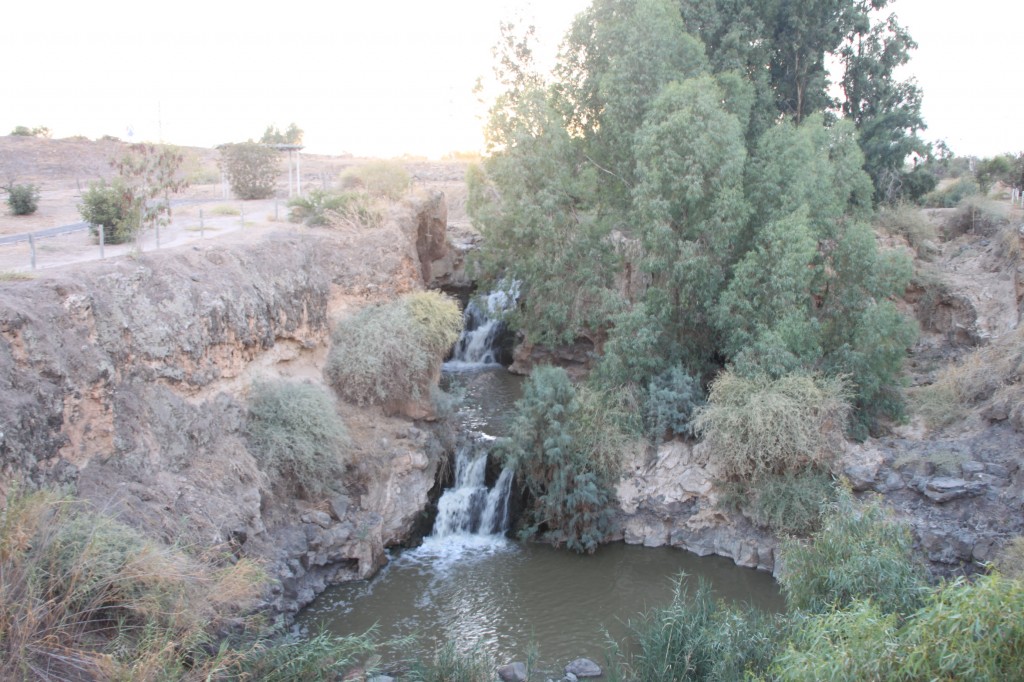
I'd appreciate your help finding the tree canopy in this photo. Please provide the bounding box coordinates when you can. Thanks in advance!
[469,0,921,434]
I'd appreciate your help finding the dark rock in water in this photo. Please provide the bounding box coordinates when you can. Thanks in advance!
[498,661,528,682]
[565,658,602,678]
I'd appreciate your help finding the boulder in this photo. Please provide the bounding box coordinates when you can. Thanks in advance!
[565,658,602,678]
[497,661,528,682]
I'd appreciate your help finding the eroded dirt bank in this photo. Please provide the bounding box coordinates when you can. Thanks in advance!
[0,193,460,617]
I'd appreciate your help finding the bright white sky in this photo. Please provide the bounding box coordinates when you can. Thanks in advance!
[2,0,1020,159]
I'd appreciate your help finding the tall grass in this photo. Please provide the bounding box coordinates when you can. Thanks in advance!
[778,495,927,616]
[340,160,411,200]
[912,324,1024,428]
[403,641,496,682]
[605,578,778,682]
[0,489,264,680]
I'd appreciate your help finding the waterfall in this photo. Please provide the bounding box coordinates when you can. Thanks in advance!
[432,435,514,539]
[445,286,517,369]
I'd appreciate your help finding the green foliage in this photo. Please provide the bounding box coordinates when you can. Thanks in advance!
[500,366,630,553]
[922,176,980,207]
[632,75,749,368]
[340,160,410,200]
[770,599,901,681]
[3,182,40,215]
[10,125,49,137]
[78,178,143,243]
[260,122,303,145]
[715,207,820,377]
[326,292,462,407]
[113,143,189,229]
[607,578,778,682]
[694,371,850,481]
[974,153,1023,194]
[646,365,704,440]
[287,188,377,227]
[722,469,838,537]
[773,575,1024,681]
[473,0,917,431]
[839,13,928,203]
[220,142,279,199]
[778,495,927,615]
[247,379,350,499]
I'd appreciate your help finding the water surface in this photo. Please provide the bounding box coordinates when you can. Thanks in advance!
[298,538,783,671]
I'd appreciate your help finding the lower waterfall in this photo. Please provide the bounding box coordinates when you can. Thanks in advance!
[431,435,514,538]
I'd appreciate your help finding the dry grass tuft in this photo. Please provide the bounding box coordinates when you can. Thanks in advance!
[874,203,939,257]
[0,489,265,680]
[912,325,1024,428]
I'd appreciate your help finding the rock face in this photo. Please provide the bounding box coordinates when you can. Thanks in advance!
[613,441,777,573]
[0,198,454,617]
[841,424,1024,571]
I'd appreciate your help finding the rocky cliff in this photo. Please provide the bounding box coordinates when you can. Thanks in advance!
[0,192,456,617]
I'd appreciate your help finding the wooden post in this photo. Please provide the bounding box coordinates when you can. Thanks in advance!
[28,233,36,270]
[99,224,105,259]
[296,150,301,195]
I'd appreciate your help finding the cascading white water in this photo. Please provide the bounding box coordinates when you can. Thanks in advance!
[432,436,514,538]
[431,285,519,542]
[445,286,518,369]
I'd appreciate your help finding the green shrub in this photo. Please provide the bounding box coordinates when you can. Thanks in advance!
[607,578,778,682]
[646,365,704,441]
[78,178,143,244]
[770,599,899,681]
[247,379,350,499]
[219,142,279,199]
[922,176,979,208]
[500,366,626,553]
[10,125,49,137]
[340,160,410,199]
[895,574,1024,680]
[4,183,40,215]
[326,292,462,407]
[778,495,927,615]
[287,188,377,227]
[773,575,1024,681]
[694,371,850,481]
[740,469,837,536]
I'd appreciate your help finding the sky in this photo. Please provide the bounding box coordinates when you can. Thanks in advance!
[2,0,1021,159]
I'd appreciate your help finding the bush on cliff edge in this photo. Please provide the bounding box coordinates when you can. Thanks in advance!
[247,379,350,499]
[325,291,462,409]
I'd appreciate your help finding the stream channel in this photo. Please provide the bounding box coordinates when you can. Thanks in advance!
[297,295,784,671]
